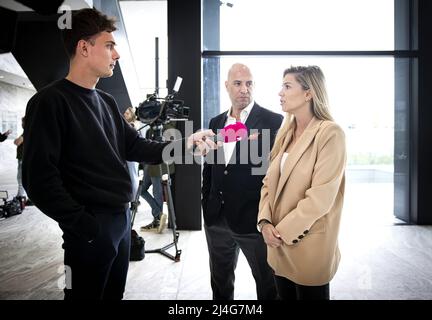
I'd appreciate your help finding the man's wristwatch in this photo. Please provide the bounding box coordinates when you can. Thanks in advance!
[257,219,272,233]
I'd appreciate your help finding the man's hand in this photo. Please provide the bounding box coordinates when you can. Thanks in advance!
[14,135,23,146]
[3,129,12,137]
[187,129,220,156]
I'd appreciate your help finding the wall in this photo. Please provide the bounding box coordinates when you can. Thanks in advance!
[168,0,202,229]
[0,81,35,173]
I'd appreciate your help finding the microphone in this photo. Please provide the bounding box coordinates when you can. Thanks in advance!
[219,122,248,142]
[189,122,260,156]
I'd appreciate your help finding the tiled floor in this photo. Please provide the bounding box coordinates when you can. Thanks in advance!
[1,167,432,300]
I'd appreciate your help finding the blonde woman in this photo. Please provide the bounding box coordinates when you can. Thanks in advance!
[257,66,346,300]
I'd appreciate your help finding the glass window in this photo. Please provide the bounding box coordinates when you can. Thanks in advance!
[203,56,395,223]
[120,1,168,104]
[202,0,410,224]
[207,56,394,133]
[218,0,394,51]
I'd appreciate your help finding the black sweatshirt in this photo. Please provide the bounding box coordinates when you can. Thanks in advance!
[22,79,180,241]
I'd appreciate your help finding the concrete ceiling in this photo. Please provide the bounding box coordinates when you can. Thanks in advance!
[0,0,92,12]
[0,53,34,90]
[0,1,93,87]
[0,69,34,90]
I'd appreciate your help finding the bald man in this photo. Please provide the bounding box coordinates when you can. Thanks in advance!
[202,63,283,300]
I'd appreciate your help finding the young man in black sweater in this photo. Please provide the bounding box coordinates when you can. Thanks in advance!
[22,8,215,300]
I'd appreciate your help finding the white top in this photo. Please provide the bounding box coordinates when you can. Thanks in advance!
[223,101,254,165]
[280,152,289,174]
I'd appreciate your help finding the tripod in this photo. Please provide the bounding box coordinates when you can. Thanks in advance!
[130,128,182,262]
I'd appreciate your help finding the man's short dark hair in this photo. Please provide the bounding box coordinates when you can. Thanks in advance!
[62,8,117,58]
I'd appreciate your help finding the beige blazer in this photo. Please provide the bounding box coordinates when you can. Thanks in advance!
[258,117,346,286]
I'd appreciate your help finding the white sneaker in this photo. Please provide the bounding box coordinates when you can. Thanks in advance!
[157,213,168,233]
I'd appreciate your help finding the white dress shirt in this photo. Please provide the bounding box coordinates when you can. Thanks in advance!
[280,152,289,174]
[223,101,254,165]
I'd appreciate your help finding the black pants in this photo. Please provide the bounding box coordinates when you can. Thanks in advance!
[62,207,131,300]
[274,275,330,300]
[204,218,277,300]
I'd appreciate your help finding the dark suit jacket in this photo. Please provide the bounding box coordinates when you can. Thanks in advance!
[202,103,283,234]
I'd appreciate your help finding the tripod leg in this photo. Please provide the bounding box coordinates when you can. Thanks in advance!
[143,168,182,262]
[131,178,144,227]
[162,174,177,235]
[161,173,182,260]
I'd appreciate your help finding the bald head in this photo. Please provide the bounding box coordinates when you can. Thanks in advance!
[227,63,253,81]
[225,63,254,112]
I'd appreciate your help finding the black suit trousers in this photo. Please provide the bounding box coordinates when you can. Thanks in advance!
[62,208,131,300]
[274,275,330,300]
[204,217,277,300]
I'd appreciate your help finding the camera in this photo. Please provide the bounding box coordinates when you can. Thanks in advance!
[135,77,189,125]
[0,191,23,219]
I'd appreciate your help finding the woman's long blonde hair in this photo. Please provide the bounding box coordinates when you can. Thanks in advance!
[124,106,137,124]
[270,65,333,161]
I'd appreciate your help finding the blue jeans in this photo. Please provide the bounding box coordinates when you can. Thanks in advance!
[17,160,27,197]
[141,165,163,219]
[126,161,139,198]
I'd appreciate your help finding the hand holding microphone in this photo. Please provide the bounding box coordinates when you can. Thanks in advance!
[187,122,259,156]
[187,129,220,156]
[214,122,260,143]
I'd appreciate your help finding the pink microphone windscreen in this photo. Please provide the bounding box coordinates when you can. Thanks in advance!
[220,122,248,143]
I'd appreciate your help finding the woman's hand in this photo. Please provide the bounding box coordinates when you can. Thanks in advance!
[262,224,283,248]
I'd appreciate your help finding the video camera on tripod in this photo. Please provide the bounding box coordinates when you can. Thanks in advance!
[135,77,189,127]
[130,75,187,262]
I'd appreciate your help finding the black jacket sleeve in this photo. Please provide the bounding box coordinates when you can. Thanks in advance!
[22,93,100,242]
[123,117,170,164]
